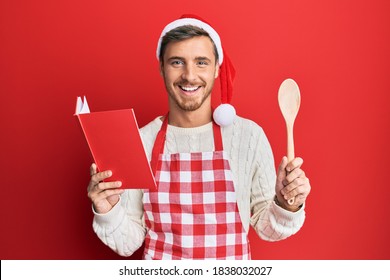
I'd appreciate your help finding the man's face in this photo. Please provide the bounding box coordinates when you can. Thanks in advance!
[160,36,219,112]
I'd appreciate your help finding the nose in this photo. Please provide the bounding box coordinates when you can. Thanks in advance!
[181,64,196,82]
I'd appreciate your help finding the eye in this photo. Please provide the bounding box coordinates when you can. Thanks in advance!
[197,61,208,66]
[171,60,184,66]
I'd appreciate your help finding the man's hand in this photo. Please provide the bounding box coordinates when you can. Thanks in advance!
[275,156,311,212]
[87,163,124,214]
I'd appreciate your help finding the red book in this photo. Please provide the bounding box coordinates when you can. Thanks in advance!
[75,96,156,189]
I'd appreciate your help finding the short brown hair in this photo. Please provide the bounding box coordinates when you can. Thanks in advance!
[158,25,219,63]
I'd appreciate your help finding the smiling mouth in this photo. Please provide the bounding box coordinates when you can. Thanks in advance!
[178,85,201,95]
[179,85,201,92]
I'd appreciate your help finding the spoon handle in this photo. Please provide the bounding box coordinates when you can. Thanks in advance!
[286,123,296,205]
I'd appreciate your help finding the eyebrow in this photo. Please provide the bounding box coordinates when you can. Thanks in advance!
[167,56,212,62]
[167,56,184,62]
[195,56,212,62]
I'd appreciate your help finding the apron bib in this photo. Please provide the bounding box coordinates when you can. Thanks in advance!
[143,116,250,260]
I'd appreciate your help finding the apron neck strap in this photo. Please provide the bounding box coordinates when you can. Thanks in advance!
[151,113,223,174]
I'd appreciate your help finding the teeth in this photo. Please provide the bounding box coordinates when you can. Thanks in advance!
[180,86,199,92]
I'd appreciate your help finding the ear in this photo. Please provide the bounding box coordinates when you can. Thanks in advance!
[159,61,164,77]
[214,64,219,79]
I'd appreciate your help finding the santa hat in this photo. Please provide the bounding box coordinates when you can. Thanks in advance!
[156,14,236,127]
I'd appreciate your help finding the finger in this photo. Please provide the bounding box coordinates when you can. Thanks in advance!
[276,156,288,184]
[88,181,123,199]
[90,163,97,176]
[90,170,113,185]
[88,172,116,194]
[290,189,310,207]
[95,181,122,192]
[92,187,125,198]
[281,177,300,197]
[286,157,304,172]
[282,178,310,200]
[284,194,305,210]
[283,168,305,185]
[89,188,125,206]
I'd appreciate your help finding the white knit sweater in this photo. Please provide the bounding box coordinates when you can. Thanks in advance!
[92,116,305,257]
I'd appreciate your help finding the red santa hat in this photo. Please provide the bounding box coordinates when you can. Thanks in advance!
[156,14,236,127]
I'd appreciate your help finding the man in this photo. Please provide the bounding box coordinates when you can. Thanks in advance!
[87,15,311,260]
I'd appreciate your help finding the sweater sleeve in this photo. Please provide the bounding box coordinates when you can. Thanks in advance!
[249,127,305,241]
[92,186,146,256]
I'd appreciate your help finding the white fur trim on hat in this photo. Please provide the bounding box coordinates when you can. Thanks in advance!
[156,18,224,65]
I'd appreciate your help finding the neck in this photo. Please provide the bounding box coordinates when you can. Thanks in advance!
[168,103,212,128]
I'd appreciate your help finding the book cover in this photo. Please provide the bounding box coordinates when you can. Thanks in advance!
[75,96,156,189]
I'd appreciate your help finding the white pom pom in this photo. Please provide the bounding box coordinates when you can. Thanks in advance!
[213,104,236,127]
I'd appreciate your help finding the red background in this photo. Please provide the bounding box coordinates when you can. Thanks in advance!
[1,0,389,260]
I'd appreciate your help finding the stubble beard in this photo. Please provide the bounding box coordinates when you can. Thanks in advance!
[169,89,211,111]
[167,80,215,112]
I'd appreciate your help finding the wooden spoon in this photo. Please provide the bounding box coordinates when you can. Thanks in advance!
[278,78,301,205]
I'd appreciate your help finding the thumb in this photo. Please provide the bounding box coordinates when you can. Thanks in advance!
[90,163,97,176]
[277,156,288,182]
